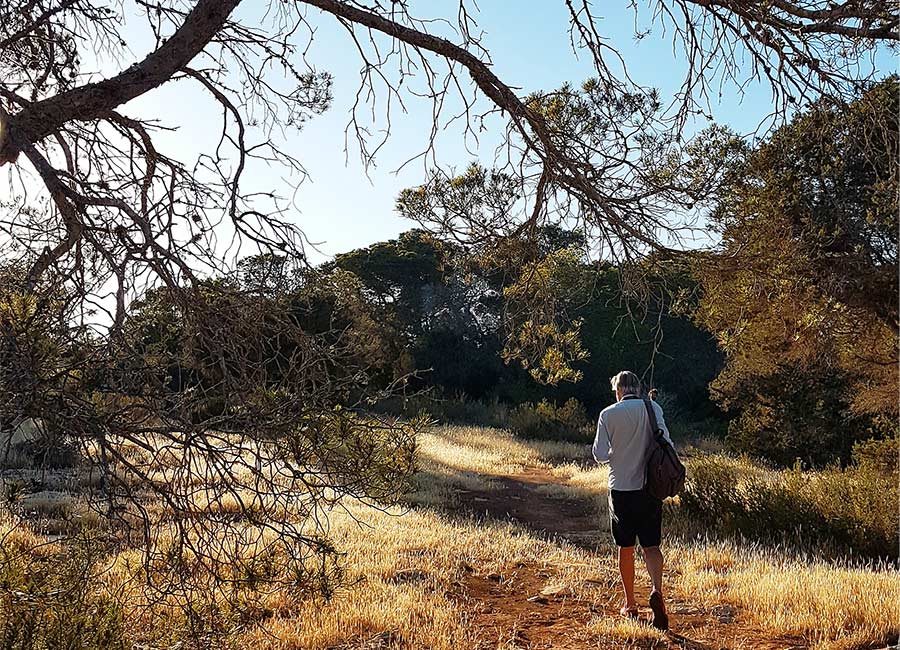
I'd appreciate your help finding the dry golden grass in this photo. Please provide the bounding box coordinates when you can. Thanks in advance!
[238,427,900,649]
[0,514,58,555]
[243,583,471,649]
[417,425,584,476]
[587,616,668,646]
[412,426,900,649]
[411,424,589,510]
[2,424,898,649]
[676,542,900,646]
[233,498,614,649]
[540,462,611,514]
[3,488,104,535]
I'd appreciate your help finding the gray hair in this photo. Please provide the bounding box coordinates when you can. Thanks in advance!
[610,370,642,396]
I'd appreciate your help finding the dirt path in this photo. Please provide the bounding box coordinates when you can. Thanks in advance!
[451,466,808,650]
[459,468,602,543]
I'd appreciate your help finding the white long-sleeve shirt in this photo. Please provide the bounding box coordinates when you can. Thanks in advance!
[592,395,673,491]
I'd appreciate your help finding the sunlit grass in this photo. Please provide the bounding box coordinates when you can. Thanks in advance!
[586,615,668,646]
[676,542,900,644]
[417,424,585,476]
[2,424,897,649]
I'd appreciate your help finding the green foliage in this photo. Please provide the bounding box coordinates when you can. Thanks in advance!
[681,453,899,560]
[695,77,899,465]
[127,270,402,415]
[376,394,511,429]
[289,267,403,383]
[396,144,726,415]
[697,77,900,420]
[237,253,301,297]
[396,164,520,250]
[508,398,590,442]
[851,429,899,474]
[555,258,723,422]
[0,533,127,649]
[0,265,91,468]
[377,393,593,443]
[346,230,725,431]
[524,79,666,176]
[719,364,886,467]
[331,229,504,395]
[332,230,447,321]
[502,249,591,385]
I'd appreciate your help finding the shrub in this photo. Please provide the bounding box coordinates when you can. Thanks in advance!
[719,365,889,468]
[804,462,899,559]
[851,429,899,474]
[680,453,899,559]
[653,390,726,442]
[426,395,510,428]
[0,529,127,649]
[508,398,590,442]
[375,393,510,428]
[8,439,79,470]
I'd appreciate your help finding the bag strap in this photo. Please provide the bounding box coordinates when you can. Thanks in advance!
[643,397,664,444]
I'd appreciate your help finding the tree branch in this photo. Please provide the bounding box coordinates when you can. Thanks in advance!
[0,0,243,164]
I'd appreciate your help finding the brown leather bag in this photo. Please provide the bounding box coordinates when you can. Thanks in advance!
[643,398,686,500]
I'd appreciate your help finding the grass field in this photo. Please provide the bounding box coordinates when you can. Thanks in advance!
[1,424,898,649]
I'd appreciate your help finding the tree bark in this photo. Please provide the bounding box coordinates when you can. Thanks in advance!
[0,0,243,164]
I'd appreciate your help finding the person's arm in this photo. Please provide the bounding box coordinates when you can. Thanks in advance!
[652,401,674,447]
[592,413,611,464]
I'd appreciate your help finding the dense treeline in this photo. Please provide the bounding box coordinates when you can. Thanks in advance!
[120,78,899,469]
[9,79,895,473]
[329,229,721,418]
[124,228,722,425]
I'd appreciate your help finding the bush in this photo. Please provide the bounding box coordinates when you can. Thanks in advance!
[651,390,726,442]
[680,452,899,560]
[7,439,79,470]
[719,365,888,468]
[375,393,510,428]
[0,530,127,649]
[851,429,899,474]
[375,393,593,443]
[508,398,590,442]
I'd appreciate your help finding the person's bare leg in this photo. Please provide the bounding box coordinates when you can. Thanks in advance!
[643,546,668,630]
[618,546,636,610]
[643,546,664,593]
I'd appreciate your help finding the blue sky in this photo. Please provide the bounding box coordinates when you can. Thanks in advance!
[123,0,895,265]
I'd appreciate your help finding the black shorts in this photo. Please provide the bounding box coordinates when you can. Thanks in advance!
[608,488,662,548]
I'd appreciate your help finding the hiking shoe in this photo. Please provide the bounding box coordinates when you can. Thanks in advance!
[619,605,638,619]
[649,590,669,631]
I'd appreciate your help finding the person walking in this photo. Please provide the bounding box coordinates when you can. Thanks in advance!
[592,370,672,630]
